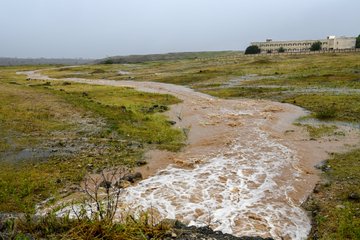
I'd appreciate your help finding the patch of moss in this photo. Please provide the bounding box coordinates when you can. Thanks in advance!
[295,124,338,139]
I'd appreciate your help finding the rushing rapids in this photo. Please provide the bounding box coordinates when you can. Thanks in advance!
[118,110,311,239]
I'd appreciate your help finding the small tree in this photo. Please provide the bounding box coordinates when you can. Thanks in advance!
[103,58,114,64]
[278,47,285,53]
[356,34,360,48]
[245,45,261,55]
[310,41,322,51]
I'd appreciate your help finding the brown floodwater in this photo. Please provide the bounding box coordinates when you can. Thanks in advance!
[22,70,360,240]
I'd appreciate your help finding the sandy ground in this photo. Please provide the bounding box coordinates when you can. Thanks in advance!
[21,70,360,239]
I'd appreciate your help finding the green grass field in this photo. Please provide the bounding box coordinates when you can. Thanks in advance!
[44,53,360,122]
[0,67,184,213]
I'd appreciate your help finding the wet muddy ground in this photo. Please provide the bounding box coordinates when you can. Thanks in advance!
[21,70,360,240]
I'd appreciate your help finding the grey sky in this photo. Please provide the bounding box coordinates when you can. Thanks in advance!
[1,0,359,58]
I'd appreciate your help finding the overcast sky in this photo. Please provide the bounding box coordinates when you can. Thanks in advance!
[1,0,359,58]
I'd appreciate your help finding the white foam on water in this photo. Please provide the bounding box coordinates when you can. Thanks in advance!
[117,126,310,239]
[55,109,311,240]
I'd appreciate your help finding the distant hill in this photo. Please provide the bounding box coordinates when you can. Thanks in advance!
[0,51,244,66]
[96,51,242,64]
[0,58,93,66]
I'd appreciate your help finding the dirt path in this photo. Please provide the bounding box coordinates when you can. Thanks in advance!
[20,70,360,240]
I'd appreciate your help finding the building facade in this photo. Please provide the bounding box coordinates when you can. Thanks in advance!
[251,36,356,53]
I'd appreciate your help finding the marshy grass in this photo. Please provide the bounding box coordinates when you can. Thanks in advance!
[305,149,360,239]
[294,124,338,139]
[43,52,360,123]
[283,94,360,122]
[0,68,184,213]
[46,82,185,151]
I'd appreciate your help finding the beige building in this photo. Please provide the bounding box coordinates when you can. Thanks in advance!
[251,36,356,53]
